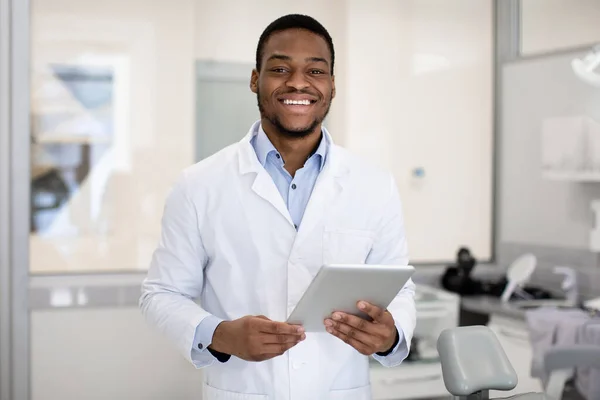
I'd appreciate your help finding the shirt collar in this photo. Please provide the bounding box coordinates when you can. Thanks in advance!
[253,124,328,171]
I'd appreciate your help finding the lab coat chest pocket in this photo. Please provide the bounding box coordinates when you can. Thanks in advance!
[323,228,375,265]
[203,383,267,400]
[329,385,372,400]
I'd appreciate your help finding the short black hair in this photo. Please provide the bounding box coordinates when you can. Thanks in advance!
[256,14,335,74]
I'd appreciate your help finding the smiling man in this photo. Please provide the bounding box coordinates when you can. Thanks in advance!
[251,18,335,178]
[140,14,416,400]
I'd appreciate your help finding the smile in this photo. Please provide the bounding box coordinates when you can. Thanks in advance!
[281,99,314,105]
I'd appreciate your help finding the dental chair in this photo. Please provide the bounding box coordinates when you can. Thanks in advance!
[437,325,600,400]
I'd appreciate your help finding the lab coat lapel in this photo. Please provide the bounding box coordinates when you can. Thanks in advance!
[296,142,348,244]
[237,122,295,228]
[285,143,348,319]
[252,169,294,227]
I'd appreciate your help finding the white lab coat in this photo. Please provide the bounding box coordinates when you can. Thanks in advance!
[140,121,416,400]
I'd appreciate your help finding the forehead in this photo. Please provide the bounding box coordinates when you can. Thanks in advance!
[262,28,331,63]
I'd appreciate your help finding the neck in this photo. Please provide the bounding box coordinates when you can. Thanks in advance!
[261,120,322,176]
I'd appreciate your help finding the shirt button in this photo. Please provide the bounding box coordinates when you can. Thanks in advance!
[198,343,203,350]
[291,184,297,190]
[276,154,281,159]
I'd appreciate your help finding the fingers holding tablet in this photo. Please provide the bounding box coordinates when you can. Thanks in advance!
[210,315,305,362]
[356,301,389,322]
[324,301,397,355]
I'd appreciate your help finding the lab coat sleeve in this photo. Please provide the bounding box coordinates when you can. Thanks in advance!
[366,174,416,367]
[139,171,218,369]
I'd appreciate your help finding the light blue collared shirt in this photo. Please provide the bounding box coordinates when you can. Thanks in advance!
[192,124,328,358]
[251,124,328,229]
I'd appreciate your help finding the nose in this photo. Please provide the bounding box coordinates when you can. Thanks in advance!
[285,70,310,91]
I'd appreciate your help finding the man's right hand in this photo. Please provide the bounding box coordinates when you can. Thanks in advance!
[209,315,305,362]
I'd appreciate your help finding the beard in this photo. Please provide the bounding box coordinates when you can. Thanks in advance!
[257,88,332,138]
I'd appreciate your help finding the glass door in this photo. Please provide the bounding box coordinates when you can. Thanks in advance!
[5,0,211,399]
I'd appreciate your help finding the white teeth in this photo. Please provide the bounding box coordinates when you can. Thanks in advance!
[283,99,311,105]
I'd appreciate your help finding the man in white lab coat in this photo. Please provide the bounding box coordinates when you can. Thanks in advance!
[140,14,416,400]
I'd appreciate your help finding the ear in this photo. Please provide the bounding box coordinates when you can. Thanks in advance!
[250,69,259,94]
[331,75,336,99]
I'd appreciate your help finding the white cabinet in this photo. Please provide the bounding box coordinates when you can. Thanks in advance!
[487,315,544,397]
[370,285,460,400]
[370,362,446,400]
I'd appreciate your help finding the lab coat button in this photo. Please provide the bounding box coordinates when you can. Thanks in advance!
[198,343,203,350]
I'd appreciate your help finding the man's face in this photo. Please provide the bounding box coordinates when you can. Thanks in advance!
[251,28,335,138]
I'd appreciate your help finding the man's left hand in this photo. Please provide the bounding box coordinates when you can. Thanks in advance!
[324,301,397,355]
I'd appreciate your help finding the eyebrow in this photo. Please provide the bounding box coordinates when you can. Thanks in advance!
[267,54,329,67]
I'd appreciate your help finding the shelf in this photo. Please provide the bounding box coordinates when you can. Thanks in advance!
[542,171,600,182]
[36,134,112,145]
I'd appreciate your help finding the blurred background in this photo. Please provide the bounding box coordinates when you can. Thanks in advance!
[2,0,600,399]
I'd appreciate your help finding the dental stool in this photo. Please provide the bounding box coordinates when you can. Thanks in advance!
[437,326,600,400]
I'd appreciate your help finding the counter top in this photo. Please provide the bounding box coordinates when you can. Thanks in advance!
[461,295,528,320]
[461,295,585,321]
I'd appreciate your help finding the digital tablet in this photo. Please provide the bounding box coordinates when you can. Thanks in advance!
[286,264,415,332]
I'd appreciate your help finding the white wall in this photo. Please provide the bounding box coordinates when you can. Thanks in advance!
[344,0,493,262]
[500,51,600,249]
[501,0,600,250]
[31,308,203,400]
[521,0,600,55]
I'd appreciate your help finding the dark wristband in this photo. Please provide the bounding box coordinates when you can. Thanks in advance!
[207,347,231,363]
